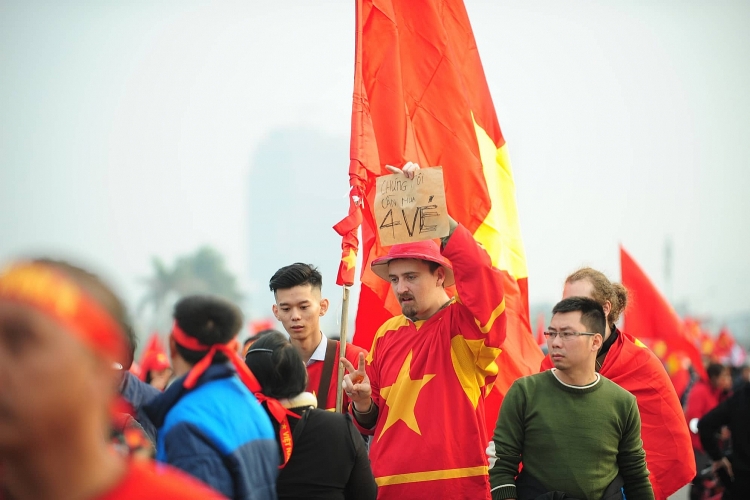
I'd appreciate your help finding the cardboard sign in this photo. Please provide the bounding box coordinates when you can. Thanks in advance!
[374,166,449,246]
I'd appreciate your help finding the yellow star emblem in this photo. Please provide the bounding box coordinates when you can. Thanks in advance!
[378,351,435,441]
[342,248,357,270]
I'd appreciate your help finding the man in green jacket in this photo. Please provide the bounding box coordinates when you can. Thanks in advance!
[489,296,654,500]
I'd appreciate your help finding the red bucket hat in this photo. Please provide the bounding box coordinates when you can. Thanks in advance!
[371,239,454,286]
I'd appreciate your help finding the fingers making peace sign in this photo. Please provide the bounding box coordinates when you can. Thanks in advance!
[340,352,372,412]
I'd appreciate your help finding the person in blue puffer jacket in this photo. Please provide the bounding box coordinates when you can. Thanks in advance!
[144,295,278,500]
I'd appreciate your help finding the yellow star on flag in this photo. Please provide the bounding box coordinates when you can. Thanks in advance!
[342,248,357,270]
[378,351,435,441]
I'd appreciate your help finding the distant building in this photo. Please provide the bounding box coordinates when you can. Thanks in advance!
[247,128,355,337]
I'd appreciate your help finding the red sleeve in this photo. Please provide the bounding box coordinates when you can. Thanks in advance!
[348,354,379,435]
[442,224,507,401]
[350,327,390,436]
[443,225,507,350]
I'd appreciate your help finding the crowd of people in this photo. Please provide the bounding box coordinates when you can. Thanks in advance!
[1,165,747,500]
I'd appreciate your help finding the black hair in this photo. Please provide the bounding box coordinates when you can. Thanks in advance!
[551,296,606,336]
[173,295,243,365]
[243,328,275,347]
[245,331,307,399]
[34,258,136,368]
[269,263,322,294]
[707,363,727,380]
[426,261,440,274]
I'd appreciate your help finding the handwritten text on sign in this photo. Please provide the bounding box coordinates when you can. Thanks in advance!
[374,167,449,246]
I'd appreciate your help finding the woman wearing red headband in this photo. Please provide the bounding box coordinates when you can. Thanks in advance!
[0,260,225,500]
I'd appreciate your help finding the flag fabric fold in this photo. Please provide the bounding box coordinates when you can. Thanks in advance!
[595,331,695,499]
[620,246,708,381]
[337,0,543,439]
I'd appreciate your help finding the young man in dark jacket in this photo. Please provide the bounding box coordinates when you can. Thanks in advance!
[144,295,278,500]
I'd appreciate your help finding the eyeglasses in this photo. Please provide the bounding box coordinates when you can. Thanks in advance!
[543,331,598,341]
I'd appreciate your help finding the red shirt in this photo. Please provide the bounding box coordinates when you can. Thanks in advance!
[353,226,507,500]
[97,460,227,499]
[685,380,726,452]
[307,340,367,411]
[1,460,226,500]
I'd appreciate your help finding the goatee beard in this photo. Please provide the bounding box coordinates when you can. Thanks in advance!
[401,304,418,320]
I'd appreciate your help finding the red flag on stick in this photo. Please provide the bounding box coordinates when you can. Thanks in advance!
[620,246,708,380]
[138,332,170,382]
[333,190,363,287]
[336,0,543,439]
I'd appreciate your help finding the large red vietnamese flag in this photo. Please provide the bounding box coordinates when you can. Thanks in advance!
[620,246,707,380]
[335,0,543,440]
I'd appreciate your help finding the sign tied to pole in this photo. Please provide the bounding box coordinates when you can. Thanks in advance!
[374,166,450,246]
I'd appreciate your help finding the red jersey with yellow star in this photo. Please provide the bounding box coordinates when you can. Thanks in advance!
[354,225,506,499]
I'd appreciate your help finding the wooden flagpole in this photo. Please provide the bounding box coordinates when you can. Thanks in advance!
[335,285,350,413]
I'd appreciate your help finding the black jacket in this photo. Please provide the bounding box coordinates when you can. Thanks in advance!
[698,382,750,475]
[269,405,377,500]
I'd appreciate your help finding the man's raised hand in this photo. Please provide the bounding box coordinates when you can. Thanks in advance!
[385,161,420,179]
[340,352,372,412]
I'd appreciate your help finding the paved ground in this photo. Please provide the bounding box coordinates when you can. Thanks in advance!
[668,484,689,500]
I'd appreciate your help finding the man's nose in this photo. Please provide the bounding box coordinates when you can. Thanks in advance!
[549,333,563,348]
[291,309,302,320]
[395,279,409,294]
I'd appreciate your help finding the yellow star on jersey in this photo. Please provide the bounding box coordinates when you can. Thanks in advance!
[342,248,357,270]
[377,351,435,441]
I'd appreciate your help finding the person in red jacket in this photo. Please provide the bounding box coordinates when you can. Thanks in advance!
[537,267,695,500]
[684,362,732,500]
[0,259,225,500]
[269,263,366,411]
[342,163,506,499]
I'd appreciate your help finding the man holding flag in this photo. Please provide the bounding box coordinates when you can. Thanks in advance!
[342,163,504,499]
[333,0,543,444]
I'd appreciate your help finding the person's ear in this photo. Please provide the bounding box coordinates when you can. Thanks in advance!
[592,333,603,352]
[319,298,329,316]
[436,266,445,287]
[272,304,280,320]
[602,301,612,321]
[169,336,178,360]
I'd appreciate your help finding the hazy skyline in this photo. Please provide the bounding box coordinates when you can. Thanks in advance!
[1,1,748,339]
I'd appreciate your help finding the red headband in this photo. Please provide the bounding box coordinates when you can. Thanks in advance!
[171,322,212,352]
[0,263,126,362]
[171,322,299,467]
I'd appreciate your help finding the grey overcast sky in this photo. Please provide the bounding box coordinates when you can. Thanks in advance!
[1,1,748,333]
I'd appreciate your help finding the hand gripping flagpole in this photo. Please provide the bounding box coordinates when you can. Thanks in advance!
[335,285,350,413]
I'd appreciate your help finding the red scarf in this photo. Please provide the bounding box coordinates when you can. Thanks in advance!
[171,322,298,467]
